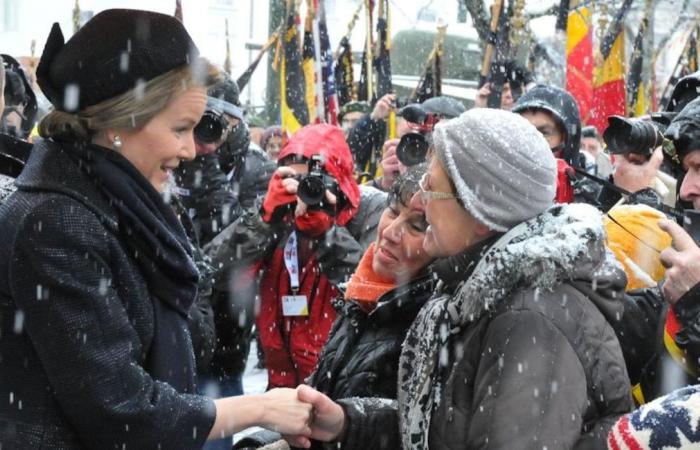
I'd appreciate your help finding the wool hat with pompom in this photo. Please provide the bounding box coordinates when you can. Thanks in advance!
[431,108,557,232]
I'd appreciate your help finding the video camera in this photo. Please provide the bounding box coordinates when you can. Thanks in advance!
[603,112,676,158]
[297,155,340,208]
[395,104,440,167]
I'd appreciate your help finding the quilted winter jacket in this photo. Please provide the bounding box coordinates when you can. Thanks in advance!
[336,204,634,450]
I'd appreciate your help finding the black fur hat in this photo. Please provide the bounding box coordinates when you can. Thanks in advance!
[36,9,199,112]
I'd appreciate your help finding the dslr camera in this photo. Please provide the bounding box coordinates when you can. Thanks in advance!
[603,112,676,158]
[194,110,231,144]
[297,155,340,207]
[395,104,440,166]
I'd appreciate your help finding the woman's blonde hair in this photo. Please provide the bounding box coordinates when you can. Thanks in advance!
[39,58,221,140]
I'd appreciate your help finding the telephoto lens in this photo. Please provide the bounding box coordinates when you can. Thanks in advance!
[396,132,430,166]
[603,115,664,157]
[194,111,227,143]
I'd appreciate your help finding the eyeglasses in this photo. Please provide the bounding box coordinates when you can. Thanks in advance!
[418,173,460,202]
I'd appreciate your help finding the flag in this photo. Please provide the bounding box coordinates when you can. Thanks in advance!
[317,0,338,125]
[280,0,309,136]
[627,15,647,117]
[566,4,593,124]
[358,0,375,102]
[411,24,446,103]
[335,37,354,106]
[374,0,392,100]
[237,32,280,91]
[589,0,633,135]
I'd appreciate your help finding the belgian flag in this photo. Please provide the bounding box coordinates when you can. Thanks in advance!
[566,4,593,123]
[281,0,309,136]
[589,0,633,134]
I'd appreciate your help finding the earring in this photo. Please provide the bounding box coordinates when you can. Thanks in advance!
[112,135,123,150]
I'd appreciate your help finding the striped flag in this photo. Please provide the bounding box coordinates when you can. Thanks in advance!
[281,0,309,136]
[589,0,633,134]
[566,4,593,124]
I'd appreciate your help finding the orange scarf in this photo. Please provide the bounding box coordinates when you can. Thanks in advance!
[345,242,397,312]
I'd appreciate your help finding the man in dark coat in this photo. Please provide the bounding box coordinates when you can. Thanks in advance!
[0,55,33,205]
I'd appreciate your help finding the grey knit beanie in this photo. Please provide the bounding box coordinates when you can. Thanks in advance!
[432,108,556,232]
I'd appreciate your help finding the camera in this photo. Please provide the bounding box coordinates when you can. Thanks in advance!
[603,113,675,157]
[297,155,339,207]
[395,104,439,167]
[194,110,229,144]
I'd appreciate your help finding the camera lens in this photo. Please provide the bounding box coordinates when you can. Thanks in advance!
[396,133,430,166]
[194,112,225,144]
[604,116,664,156]
[298,175,327,206]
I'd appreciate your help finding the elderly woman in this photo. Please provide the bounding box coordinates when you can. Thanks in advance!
[294,108,633,449]
[0,9,311,449]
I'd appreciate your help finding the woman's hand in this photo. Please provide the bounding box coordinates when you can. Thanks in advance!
[259,388,315,435]
[208,388,313,442]
[285,385,347,448]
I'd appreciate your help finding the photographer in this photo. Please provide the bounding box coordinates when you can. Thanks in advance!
[1,54,38,141]
[371,96,466,192]
[606,96,700,405]
[512,84,583,203]
[175,75,274,246]
[0,55,32,205]
[207,124,363,389]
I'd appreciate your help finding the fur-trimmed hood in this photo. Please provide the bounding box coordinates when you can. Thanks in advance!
[449,202,623,325]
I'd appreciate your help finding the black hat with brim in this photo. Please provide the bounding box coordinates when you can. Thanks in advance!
[37,9,199,112]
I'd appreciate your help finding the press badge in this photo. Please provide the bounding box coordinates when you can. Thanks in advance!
[282,295,309,316]
[282,232,308,316]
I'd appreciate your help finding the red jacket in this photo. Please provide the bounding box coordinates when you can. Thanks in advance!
[257,125,362,388]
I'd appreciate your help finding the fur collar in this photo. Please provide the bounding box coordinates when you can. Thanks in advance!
[449,202,608,326]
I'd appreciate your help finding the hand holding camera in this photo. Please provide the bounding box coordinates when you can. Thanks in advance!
[379,138,403,190]
[261,167,300,223]
[612,147,664,194]
[262,157,340,223]
[370,93,396,121]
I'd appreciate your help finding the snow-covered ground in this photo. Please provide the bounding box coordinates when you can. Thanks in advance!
[242,340,267,395]
[231,341,269,445]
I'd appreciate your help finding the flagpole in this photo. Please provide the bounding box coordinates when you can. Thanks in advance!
[364,0,374,102]
[386,0,396,139]
[312,0,326,122]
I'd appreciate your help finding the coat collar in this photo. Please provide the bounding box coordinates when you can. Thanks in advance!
[450,203,621,325]
[15,138,119,232]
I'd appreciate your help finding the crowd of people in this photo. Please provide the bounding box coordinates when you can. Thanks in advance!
[3,7,700,450]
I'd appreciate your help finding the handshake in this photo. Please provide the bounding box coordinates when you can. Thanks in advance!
[230,385,346,449]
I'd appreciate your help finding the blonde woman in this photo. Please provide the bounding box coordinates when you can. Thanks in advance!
[0,10,311,449]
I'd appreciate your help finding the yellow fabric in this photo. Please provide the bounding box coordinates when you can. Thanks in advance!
[593,33,625,88]
[604,204,672,290]
[566,7,591,54]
